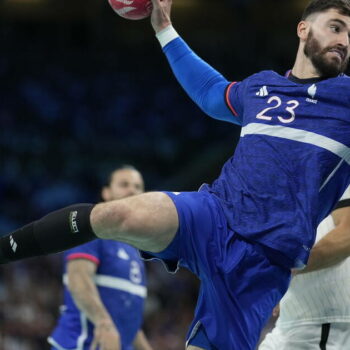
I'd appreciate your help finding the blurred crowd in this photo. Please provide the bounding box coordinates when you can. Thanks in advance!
[0,255,200,350]
[0,39,228,350]
[0,56,214,349]
[0,51,236,228]
[0,257,62,350]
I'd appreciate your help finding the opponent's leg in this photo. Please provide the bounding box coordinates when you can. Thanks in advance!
[0,191,178,263]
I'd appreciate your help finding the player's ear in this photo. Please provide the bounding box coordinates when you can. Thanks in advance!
[101,187,111,202]
[297,20,310,41]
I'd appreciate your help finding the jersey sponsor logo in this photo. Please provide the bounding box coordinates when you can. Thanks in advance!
[256,85,269,97]
[117,248,130,260]
[69,211,79,233]
[9,235,17,253]
[306,84,318,104]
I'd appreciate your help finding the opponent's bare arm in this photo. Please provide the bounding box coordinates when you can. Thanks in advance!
[67,259,121,350]
[298,205,350,274]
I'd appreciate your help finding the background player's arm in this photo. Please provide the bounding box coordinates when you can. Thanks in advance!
[67,259,121,350]
[298,206,350,274]
[133,330,154,350]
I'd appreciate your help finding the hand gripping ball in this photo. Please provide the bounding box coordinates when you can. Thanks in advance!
[108,0,153,20]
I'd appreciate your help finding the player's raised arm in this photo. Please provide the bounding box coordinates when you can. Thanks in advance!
[150,0,242,125]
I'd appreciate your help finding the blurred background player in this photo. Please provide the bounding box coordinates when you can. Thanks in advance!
[259,185,350,350]
[48,165,153,350]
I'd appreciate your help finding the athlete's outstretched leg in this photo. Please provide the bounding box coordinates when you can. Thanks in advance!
[0,192,178,264]
[91,191,178,252]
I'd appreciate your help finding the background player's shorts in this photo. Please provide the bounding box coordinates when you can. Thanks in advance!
[186,323,215,349]
[142,191,291,350]
[259,322,350,350]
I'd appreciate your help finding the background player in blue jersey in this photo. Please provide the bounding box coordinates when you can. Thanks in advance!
[1,0,350,349]
[48,166,153,350]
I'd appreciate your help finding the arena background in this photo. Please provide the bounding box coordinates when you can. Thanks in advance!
[0,0,339,349]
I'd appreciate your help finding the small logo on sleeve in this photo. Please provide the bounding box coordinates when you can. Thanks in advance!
[69,211,79,233]
[10,235,17,252]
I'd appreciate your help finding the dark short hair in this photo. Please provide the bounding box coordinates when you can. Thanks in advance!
[302,0,350,20]
[107,164,138,186]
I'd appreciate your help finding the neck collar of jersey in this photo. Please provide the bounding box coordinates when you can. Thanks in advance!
[285,69,343,84]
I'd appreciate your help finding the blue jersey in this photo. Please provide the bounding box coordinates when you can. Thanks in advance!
[142,32,350,350]
[163,37,350,268]
[204,71,350,268]
[201,71,350,267]
[48,240,147,350]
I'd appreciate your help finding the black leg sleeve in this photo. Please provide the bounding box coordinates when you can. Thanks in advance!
[0,203,97,264]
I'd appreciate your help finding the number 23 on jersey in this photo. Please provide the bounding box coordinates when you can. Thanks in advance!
[256,96,299,124]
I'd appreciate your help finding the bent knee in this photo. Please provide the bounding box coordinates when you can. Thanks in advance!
[91,192,178,251]
[90,200,132,239]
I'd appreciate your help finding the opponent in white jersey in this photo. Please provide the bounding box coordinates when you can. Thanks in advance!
[259,186,350,350]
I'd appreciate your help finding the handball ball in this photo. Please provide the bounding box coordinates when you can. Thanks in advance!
[108,0,153,20]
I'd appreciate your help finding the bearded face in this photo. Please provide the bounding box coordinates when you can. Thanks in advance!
[304,29,349,78]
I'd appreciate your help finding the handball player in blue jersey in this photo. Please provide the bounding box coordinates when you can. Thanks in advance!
[48,166,153,350]
[1,0,350,349]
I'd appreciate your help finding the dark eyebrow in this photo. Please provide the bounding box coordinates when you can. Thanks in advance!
[329,18,348,28]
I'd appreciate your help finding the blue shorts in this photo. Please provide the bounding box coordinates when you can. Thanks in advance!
[142,191,291,350]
